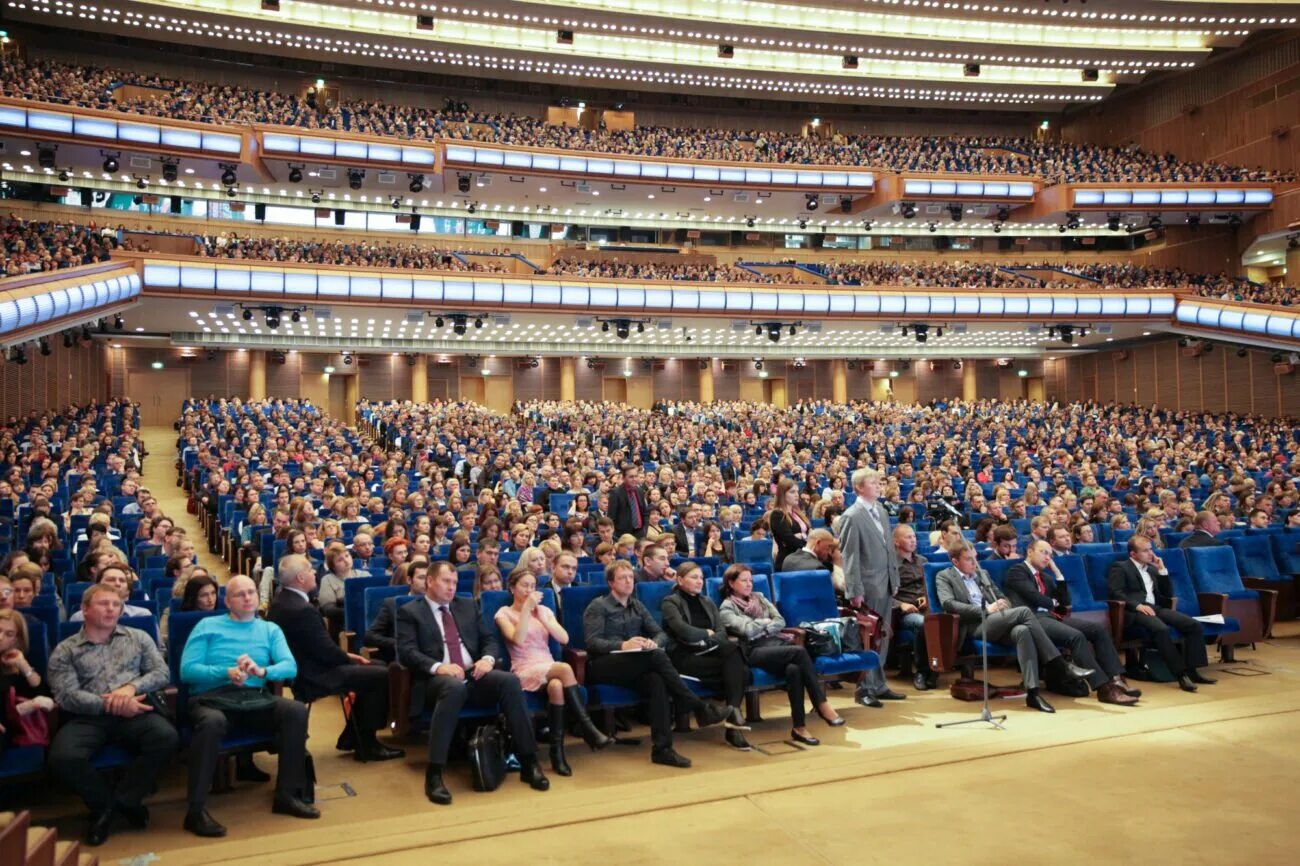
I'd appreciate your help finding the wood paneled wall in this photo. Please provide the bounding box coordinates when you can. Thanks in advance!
[0,339,108,419]
[99,343,1300,418]
[1055,340,1300,416]
[1061,32,1300,176]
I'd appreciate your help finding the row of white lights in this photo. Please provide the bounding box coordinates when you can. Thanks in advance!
[7,1,1107,102]
[336,1,1202,70]
[349,0,1291,25]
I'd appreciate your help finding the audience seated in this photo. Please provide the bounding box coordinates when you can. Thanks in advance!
[178,575,317,837]
[934,541,1092,714]
[47,584,177,847]
[4,56,1294,183]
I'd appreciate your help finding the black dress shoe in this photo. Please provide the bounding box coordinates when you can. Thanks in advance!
[355,742,406,763]
[271,794,321,819]
[116,802,149,829]
[424,766,452,805]
[1113,678,1142,699]
[235,755,271,783]
[790,729,821,747]
[1026,690,1056,713]
[1177,674,1199,693]
[85,809,114,847]
[877,689,907,701]
[854,693,883,708]
[520,759,550,792]
[913,671,933,691]
[184,808,227,838]
[1188,670,1217,685]
[335,729,357,752]
[818,712,846,727]
[650,748,692,768]
[725,729,753,751]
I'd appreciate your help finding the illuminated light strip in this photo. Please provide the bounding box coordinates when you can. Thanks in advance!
[331,0,1216,50]
[0,269,142,338]
[1073,189,1274,207]
[1,0,1108,104]
[0,103,243,155]
[141,260,1175,317]
[261,132,437,166]
[903,178,1034,197]
[1175,301,1300,341]
[444,144,873,188]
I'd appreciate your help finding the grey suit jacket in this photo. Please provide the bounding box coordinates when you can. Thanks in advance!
[836,497,899,601]
[935,565,1006,647]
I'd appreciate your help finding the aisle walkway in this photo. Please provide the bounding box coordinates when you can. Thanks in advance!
[137,426,232,583]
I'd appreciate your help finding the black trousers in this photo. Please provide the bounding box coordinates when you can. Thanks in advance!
[587,648,706,752]
[310,664,389,741]
[1125,608,1208,675]
[1035,613,1125,687]
[669,640,748,708]
[187,691,309,809]
[422,670,536,766]
[747,644,825,727]
[48,713,178,813]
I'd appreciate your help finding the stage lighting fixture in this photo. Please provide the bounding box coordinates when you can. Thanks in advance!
[310,192,321,204]
[928,223,937,233]
[767,324,782,343]
[242,308,254,321]
[113,314,123,330]
[993,224,1003,234]
[805,194,819,211]
[288,166,303,184]
[602,321,609,332]
[62,331,74,349]
[615,321,631,340]
[103,155,119,173]
[220,167,237,186]
[475,317,484,329]
[136,177,147,190]
[1148,215,1162,230]
[452,316,468,336]
[1066,212,1080,230]
[900,202,916,219]
[457,174,472,194]
[348,169,365,190]
[995,207,1009,222]
[343,353,354,365]
[1107,215,1121,232]
[435,316,445,328]
[1186,214,1201,229]
[37,146,56,169]
[162,161,178,183]
[226,187,238,198]
[57,170,69,182]
[265,308,281,329]
[409,174,425,194]
[38,337,51,356]
[948,205,962,222]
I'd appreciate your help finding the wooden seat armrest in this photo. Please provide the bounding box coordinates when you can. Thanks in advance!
[923,612,959,673]
[780,627,806,646]
[388,662,412,739]
[1195,593,1228,616]
[1105,600,1127,645]
[563,648,588,684]
[339,630,356,653]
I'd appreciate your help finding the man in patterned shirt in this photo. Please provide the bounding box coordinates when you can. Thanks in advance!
[48,583,177,847]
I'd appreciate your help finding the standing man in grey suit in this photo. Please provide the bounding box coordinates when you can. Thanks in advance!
[836,468,904,706]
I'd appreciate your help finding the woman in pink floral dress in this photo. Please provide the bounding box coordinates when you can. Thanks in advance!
[495,572,612,776]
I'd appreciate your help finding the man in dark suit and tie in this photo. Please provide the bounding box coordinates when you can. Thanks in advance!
[1108,536,1217,692]
[1004,541,1138,706]
[1179,511,1224,549]
[673,506,702,558]
[396,560,550,805]
[607,464,650,540]
[268,554,405,762]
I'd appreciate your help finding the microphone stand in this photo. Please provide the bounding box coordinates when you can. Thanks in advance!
[936,595,1007,731]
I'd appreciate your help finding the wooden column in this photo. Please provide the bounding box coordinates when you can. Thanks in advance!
[962,360,977,401]
[560,357,576,402]
[248,350,267,402]
[411,358,428,403]
[831,359,847,404]
[699,361,715,403]
[344,374,359,425]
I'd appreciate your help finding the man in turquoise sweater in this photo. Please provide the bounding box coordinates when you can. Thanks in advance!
[178,575,317,838]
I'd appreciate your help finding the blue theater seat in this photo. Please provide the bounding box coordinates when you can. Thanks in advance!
[774,571,881,680]
[1186,546,1273,646]
[1229,535,1297,620]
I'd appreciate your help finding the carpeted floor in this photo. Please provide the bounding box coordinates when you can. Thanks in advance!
[22,429,1295,865]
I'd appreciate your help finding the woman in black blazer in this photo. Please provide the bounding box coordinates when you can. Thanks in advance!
[660,562,751,751]
[769,477,810,570]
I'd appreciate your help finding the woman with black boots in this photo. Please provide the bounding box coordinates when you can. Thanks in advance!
[495,572,613,776]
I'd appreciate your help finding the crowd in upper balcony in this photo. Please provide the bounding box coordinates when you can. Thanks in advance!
[192,234,510,272]
[1,215,120,277]
[541,259,798,284]
[4,57,1296,184]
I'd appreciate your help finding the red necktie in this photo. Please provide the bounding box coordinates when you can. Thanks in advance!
[1033,568,1047,595]
[439,605,468,668]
